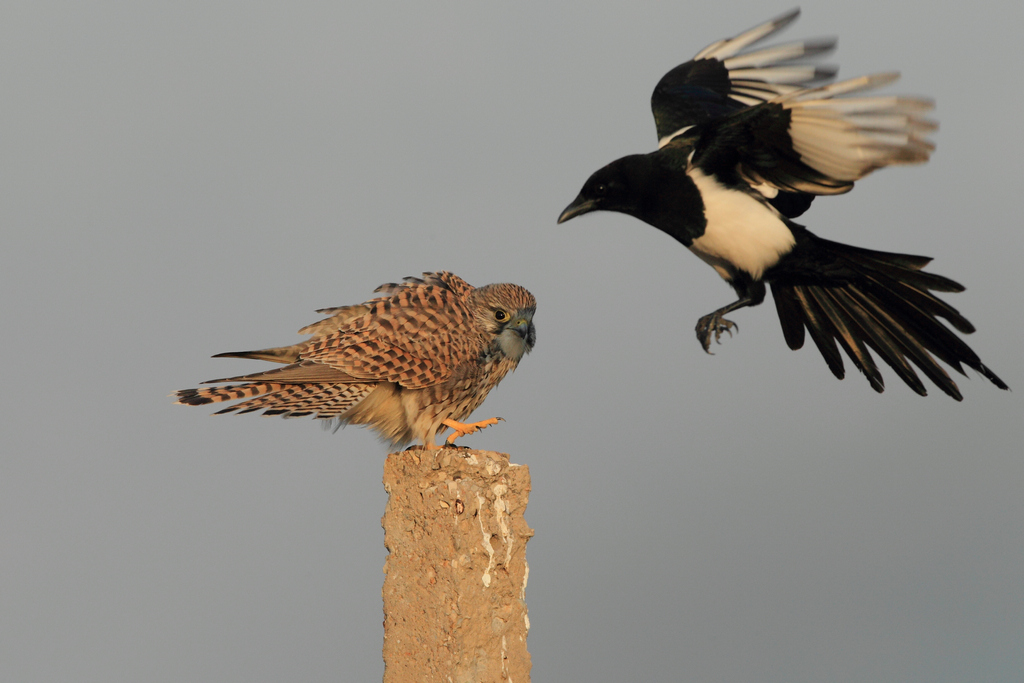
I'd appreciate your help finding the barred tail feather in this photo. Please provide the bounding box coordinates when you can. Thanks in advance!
[175,382,374,419]
[175,382,282,406]
[770,237,1008,399]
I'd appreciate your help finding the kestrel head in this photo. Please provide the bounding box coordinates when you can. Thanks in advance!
[470,283,537,361]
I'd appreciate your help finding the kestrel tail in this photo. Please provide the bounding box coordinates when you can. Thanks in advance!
[174,272,536,448]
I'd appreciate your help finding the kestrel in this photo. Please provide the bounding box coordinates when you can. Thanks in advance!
[558,9,1007,399]
[175,272,536,448]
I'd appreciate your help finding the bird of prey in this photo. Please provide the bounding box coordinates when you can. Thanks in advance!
[558,9,1007,400]
[175,272,536,448]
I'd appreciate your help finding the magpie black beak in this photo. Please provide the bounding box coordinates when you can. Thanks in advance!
[557,195,598,224]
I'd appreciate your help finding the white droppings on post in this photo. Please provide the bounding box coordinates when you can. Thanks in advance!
[477,493,495,588]
[492,483,515,567]
[484,456,502,476]
[521,559,530,633]
[501,634,512,683]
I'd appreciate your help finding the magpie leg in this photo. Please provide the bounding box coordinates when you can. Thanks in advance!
[695,280,765,354]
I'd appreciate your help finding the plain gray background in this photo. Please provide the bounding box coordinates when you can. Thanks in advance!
[3,1,1022,681]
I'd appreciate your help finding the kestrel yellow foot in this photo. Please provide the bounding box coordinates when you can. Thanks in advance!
[442,417,504,445]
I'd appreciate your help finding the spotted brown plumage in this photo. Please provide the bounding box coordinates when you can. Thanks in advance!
[175,272,536,448]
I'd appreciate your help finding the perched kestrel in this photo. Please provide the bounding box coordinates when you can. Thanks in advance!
[175,272,536,448]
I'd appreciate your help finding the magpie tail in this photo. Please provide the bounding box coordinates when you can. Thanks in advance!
[768,235,1008,399]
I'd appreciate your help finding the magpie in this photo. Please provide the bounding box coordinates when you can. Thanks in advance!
[558,8,1007,400]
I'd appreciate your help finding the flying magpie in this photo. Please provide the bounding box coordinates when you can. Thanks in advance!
[558,8,1007,400]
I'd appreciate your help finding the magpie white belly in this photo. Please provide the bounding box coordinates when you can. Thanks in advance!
[687,168,796,281]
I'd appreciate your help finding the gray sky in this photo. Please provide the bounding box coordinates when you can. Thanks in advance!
[3,1,1023,681]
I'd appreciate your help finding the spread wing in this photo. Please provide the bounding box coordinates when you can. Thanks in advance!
[652,8,836,147]
[688,73,937,197]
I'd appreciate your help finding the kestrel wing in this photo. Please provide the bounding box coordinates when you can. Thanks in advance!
[299,304,373,336]
[303,282,477,390]
[201,360,362,385]
[373,271,475,301]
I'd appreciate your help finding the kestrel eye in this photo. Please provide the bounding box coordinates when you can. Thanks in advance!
[494,310,508,322]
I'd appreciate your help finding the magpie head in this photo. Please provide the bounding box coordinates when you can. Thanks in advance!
[558,154,656,224]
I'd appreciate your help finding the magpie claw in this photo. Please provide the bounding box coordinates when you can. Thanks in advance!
[696,314,738,354]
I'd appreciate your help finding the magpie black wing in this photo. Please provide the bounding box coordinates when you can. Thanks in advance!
[651,8,836,147]
[690,73,937,197]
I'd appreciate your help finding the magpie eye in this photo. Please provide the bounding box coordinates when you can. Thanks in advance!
[494,309,509,322]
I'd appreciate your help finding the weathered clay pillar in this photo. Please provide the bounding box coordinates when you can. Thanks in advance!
[381,448,532,683]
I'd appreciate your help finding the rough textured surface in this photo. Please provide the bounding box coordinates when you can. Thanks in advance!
[382,448,532,683]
